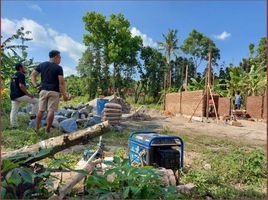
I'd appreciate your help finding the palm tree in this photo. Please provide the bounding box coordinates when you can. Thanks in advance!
[158,29,179,89]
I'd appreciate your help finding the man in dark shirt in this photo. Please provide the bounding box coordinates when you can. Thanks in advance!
[31,50,68,133]
[10,63,38,128]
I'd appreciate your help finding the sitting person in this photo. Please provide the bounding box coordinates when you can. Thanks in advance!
[9,63,38,128]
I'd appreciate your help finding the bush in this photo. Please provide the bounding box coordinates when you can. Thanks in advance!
[85,157,186,199]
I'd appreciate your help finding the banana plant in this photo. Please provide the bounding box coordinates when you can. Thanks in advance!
[245,64,266,96]
[225,67,247,97]
[1,27,32,87]
[187,77,205,91]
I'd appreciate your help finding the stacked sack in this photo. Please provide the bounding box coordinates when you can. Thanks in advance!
[103,103,122,125]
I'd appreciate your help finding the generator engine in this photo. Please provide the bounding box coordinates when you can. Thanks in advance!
[128,131,184,170]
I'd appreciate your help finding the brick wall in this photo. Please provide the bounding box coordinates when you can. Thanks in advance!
[165,93,181,114]
[218,97,231,116]
[246,96,264,119]
[166,90,204,116]
[181,90,205,116]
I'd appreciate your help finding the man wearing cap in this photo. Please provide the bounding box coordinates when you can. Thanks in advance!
[10,63,38,128]
[31,50,68,133]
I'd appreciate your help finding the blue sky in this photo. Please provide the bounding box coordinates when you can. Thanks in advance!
[2,0,266,76]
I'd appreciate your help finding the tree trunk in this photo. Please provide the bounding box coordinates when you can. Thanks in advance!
[2,121,110,164]
[169,69,172,89]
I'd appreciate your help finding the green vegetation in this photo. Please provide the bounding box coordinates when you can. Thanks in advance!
[85,157,187,199]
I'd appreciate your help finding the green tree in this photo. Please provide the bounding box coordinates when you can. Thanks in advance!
[256,37,266,67]
[158,29,179,88]
[171,57,195,91]
[82,12,142,96]
[181,29,220,77]
[139,46,165,101]
[77,47,101,99]
[240,37,266,73]
[65,75,85,96]
[218,67,227,91]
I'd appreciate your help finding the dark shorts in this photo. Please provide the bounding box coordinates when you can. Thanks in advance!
[235,104,241,110]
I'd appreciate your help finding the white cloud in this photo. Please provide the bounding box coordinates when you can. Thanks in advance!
[47,28,58,37]
[2,18,17,35]
[1,18,86,62]
[64,66,78,77]
[53,34,86,61]
[214,31,231,40]
[27,4,42,12]
[131,27,157,48]
[20,19,48,43]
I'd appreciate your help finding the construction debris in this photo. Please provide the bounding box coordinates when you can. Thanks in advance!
[176,183,195,195]
[122,106,152,121]
[103,103,122,125]
[106,95,132,114]
[230,120,243,127]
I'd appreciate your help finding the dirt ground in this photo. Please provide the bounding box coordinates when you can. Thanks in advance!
[123,109,266,147]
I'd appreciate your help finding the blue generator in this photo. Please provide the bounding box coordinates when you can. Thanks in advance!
[128,131,184,170]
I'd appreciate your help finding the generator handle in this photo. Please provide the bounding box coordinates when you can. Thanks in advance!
[129,131,158,138]
[177,137,184,168]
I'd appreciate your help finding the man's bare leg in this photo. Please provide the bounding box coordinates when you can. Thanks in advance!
[36,111,44,132]
[46,110,54,133]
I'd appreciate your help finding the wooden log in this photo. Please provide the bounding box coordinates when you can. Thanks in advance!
[2,121,110,164]
[48,159,102,200]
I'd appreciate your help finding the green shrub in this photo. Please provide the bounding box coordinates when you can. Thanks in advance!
[85,156,187,199]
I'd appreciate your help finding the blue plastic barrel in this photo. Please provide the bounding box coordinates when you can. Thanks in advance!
[96,99,109,115]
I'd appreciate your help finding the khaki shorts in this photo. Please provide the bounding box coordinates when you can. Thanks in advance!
[39,90,60,112]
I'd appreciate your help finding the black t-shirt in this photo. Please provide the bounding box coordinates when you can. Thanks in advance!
[10,71,26,100]
[36,61,63,92]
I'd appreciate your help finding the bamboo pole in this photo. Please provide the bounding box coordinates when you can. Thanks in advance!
[208,85,219,124]
[206,49,212,120]
[163,72,167,110]
[180,64,184,114]
[185,64,188,91]
[188,94,205,122]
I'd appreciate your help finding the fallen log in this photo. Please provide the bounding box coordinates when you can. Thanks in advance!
[2,121,110,164]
